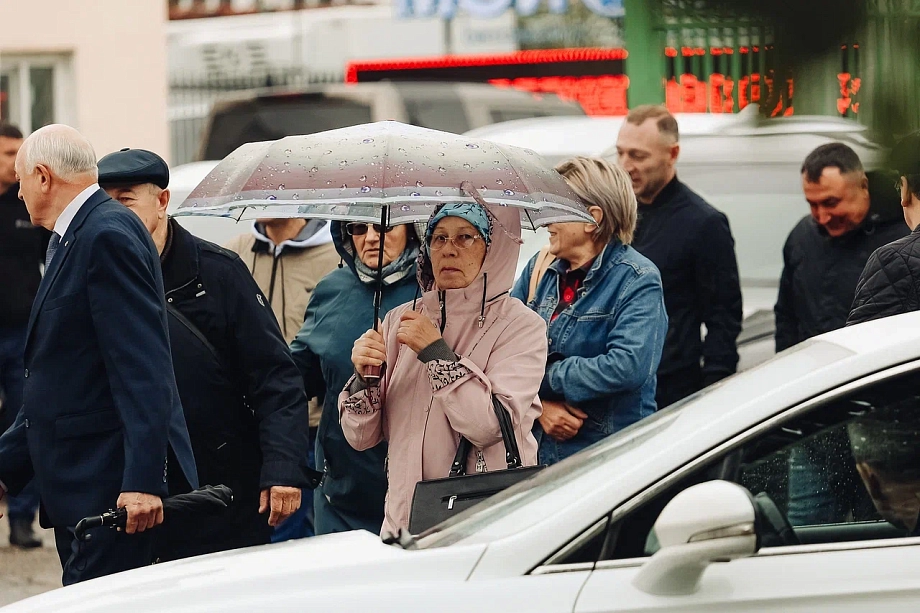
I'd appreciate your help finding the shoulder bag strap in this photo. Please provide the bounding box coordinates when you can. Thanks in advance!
[449,395,523,477]
[166,301,223,365]
[527,245,557,304]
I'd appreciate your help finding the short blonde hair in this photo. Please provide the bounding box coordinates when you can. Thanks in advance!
[555,157,637,245]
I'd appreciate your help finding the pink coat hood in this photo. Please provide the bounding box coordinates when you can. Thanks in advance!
[339,204,547,535]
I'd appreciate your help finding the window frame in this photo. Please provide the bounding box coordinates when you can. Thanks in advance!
[0,53,75,133]
[532,358,920,574]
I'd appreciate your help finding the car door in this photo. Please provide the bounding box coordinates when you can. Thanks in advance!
[570,361,920,612]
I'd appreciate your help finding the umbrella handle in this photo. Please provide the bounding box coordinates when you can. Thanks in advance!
[366,205,389,384]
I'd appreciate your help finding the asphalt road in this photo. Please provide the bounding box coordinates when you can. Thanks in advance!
[0,502,61,607]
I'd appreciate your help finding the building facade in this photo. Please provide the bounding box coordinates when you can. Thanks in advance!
[0,0,170,161]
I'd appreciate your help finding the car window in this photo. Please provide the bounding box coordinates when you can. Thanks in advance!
[403,98,470,134]
[600,367,920,561]
[202,96,373,160]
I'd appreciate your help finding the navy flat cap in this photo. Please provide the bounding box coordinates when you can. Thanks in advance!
[98,148,169,189]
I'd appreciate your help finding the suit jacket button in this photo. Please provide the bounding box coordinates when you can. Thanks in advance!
[23,369,29,378]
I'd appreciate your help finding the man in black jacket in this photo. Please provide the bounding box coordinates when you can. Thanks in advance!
[775,142,908,528]
[615,105,743,409]
[97,148,318,560]
[0,123,48,548]
[775,143,909,350]
[848,132,920,326]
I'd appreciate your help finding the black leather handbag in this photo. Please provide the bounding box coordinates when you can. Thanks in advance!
[408,395,544,534]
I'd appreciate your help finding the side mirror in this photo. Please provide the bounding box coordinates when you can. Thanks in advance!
[632,480,759,596]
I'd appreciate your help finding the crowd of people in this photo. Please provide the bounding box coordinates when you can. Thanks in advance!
[0,103,918,586]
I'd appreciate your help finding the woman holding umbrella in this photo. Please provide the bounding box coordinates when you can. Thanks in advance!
[341,202,547,536]
[290,220,422,535]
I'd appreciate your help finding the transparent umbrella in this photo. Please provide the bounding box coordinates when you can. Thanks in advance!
[175,121,594,352]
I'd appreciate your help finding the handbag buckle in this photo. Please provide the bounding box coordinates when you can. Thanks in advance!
[447,495,458,510]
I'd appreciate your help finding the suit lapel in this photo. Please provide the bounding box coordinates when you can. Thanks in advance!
[26,190,110,344]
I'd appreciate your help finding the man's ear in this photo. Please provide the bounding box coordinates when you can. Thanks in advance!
[669,142,680,164]
[35,164,53,193]
[158,188,170,216]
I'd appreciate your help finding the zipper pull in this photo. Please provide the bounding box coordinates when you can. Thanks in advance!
[476,450,486,473]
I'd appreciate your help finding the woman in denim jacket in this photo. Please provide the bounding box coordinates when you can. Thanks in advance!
[511,157,668,465]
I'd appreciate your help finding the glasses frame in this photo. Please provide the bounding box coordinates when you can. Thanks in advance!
[428,233,484,252]
[345,222,393,236]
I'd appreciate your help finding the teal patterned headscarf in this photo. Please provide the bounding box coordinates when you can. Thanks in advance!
[425,202,492,251]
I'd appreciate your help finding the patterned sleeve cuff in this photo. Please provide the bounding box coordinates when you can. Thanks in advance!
[426,359,471,392]
[342,385,382,415]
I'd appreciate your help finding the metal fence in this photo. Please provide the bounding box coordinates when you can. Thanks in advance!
[169,70,343,166]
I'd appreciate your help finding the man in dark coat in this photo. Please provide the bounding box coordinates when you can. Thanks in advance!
[98,148,318,561]
[0,125,199,586]
[775,142,909,529]
[775,143,909,350]
[0,123,48,548]
[848,132,920,326]
[615,105,742,409]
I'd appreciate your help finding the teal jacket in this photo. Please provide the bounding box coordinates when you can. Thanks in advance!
[290,222,419,531]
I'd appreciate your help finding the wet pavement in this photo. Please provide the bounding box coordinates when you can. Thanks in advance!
[0,502,60,607]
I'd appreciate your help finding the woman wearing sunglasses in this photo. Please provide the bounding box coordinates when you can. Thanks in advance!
[340,202,547,536]
[290,219,422,535]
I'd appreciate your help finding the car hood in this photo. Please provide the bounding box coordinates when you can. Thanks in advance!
[3,531,486,613]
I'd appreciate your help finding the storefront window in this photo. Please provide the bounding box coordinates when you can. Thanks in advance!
[0,55,71,133]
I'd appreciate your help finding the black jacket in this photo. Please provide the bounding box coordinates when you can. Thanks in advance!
[775,171,910,352]
[157,219,314,560]
[847,225,920,326]
[0,184,50,326]
[632,177,743,408]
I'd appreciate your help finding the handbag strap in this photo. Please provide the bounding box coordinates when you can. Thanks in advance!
[449,395,523,477]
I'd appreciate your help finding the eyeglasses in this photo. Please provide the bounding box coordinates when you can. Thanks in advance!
[345,222,393,236]
[428,233,483,251]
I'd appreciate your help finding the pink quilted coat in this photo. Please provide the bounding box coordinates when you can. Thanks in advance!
[339,204,547,535]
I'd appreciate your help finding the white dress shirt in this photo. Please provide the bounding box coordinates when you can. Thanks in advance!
[53,183,100,238]
[0,183,100,494]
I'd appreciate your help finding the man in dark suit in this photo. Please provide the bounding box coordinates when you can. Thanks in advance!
[0,124,198,585]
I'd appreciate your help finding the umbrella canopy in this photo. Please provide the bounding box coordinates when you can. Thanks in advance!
[174,121,594,229]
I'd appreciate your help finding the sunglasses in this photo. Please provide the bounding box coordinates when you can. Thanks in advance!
[345,222,394,236]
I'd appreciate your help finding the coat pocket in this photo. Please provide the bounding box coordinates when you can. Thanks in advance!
[43,291,80,312]
[55,408,121,440]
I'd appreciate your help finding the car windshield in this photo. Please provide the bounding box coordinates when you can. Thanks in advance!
[414,339,851,549]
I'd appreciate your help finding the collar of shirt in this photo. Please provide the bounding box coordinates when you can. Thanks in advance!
[53,183,100,238]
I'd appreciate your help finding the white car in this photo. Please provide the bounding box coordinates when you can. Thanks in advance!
[9,312,920,612]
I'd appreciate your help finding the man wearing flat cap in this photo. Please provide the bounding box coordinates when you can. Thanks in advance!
[97,148,319,560]
[849,132,920,326]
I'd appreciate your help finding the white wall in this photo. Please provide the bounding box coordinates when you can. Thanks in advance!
[0,0,170,162]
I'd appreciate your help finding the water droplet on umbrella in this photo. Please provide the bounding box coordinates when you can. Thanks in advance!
[360,175,367,181]
[278,184,286,190]
[292,193,300,200]
[310,167,318,173]
[440,141,448,147]
[410,192,421,197]
[267,195,277,201]
[416,180,424,187]
[341,184,348,189]
[465,144,479,149]
[463,163,472,170]
[398,147,407,153]
[503,189,515,196]
[324,150,332,154]
[284,162,290,167]
[401,204,412,211]
[438,152,445,157]
[360,186,371,193]
[285,149,292,155]
[362,138,374,144]
[339,160,347,166]
[326,180,333,185]
[435,190,443,196]
[496,179,504,185]
[438,167,446,173]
